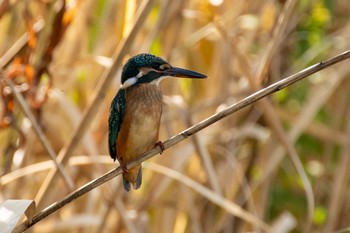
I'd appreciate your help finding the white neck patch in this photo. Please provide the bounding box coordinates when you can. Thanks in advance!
[120,77,137,89]
[120,67,165,89]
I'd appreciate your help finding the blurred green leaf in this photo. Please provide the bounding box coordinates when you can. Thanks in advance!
[313,206,327,225]
[297,134,323,155]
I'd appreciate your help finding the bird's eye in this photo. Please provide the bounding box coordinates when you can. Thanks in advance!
[158,64,171,71]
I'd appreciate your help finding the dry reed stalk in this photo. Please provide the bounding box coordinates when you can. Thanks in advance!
[13,50,350,232]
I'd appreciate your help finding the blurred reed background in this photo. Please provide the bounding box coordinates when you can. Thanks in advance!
[1,0,350,232]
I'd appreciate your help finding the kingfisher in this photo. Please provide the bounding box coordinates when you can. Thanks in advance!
[108,53,207,191]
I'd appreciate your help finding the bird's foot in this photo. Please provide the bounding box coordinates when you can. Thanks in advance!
[120,162,129,173]
[155,141,165,154]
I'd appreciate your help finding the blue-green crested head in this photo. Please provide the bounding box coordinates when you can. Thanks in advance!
[120,53,207,89]
[121,53,168,84]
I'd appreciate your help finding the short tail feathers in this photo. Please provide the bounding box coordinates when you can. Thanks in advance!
[122,169,142,192]
[134,168,142,190]
[122,175,131,192]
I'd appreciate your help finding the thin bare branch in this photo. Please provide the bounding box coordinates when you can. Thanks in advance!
[14,50,350,232]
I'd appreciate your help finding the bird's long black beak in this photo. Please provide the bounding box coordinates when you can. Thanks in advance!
[165,67,207,79]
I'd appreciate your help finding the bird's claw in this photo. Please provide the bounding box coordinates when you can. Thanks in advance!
[120,162,129,173]
[155,141,165,154]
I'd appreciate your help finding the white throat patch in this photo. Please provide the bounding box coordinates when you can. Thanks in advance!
[120,77,137,89]
[120,67,165,89]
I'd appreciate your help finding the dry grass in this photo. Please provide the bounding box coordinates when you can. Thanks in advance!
[1,0,350,232]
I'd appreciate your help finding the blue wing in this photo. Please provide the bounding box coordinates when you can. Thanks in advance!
[108,89,126,161]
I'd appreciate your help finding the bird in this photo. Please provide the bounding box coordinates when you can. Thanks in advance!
[108,53,207,191]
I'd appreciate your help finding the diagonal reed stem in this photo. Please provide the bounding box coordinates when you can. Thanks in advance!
[14,50,350,232]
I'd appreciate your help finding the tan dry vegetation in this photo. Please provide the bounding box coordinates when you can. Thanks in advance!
[1,0,350,232]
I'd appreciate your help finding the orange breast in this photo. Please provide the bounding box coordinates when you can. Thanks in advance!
[116,84,163,167]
